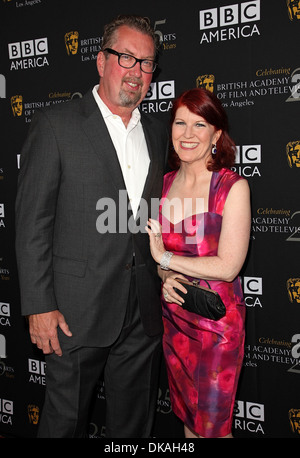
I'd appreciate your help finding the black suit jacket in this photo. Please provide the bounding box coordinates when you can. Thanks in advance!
[15,90,169,346]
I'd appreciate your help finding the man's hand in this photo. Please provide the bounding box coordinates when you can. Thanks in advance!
[28,310,72,356]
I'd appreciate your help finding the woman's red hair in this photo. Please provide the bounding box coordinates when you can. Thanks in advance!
[169,88,236,171]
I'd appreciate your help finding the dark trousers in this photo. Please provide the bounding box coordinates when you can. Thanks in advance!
[37,270,162,438]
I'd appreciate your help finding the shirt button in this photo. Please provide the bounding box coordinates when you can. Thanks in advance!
[125,263,131,270]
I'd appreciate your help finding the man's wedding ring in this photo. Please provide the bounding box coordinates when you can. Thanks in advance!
[154,233,161,237]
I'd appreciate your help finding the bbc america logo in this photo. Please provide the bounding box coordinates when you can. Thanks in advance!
[0,302,10,317]
[28,358,46,385]
[141,80,175,113]
[241,277,263,308]
[235,145,261,164]
[199,0,260,44]
[243,276,262,295]
[0,399,13,415]
[8,37,49,71]
[232,145,262,177]
[234,400,264,421]
[8,38,48,59]
[199,1,260,30]
[0,204,5,229]
[144,80,175,100]
[234,400,265,434]
[0,302,10,327]
[0,398,13,425]
[28,358,46,375]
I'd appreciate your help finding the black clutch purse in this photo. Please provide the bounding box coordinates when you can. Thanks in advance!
[173,278,226,321]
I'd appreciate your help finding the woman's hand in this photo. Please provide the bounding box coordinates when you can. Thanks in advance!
[145,218,188,305]
[145,218,166,264]
[161,271,188,305]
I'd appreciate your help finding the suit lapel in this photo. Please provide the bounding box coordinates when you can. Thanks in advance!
[81,91,126,192]
[140,115,159,204]
[80,92,159,213]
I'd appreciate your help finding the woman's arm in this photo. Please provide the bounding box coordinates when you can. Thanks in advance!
[146,179,251,302]
[169,179,251,281]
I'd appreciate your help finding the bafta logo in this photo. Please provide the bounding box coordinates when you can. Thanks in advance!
[289,408,300,434]
[65,31,79,55]
[196,74,215,92]
[28,404,39,425]
[287,0,300,21]
[286,141,300,168]
[11,95,23,117]
[287,278,300,303]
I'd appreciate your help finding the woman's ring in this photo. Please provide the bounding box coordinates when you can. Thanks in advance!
[164,292,168,298]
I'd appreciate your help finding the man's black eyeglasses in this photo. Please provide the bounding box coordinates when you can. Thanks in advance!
[103,48,157,74]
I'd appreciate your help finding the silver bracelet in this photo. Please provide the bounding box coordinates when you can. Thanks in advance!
[160,251,174,270]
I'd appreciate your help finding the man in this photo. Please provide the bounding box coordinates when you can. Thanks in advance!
[15,15,168,438]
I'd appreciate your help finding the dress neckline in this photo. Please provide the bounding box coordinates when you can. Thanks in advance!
[160,170,215,225]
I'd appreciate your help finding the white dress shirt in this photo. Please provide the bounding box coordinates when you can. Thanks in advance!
[92,85,150,218]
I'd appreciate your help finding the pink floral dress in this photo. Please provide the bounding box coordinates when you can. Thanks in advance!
[159,168,246,438]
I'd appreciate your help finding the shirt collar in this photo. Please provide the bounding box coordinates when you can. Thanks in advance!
[92,85,141,125]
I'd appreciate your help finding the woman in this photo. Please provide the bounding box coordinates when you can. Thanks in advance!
[146,88,251,438]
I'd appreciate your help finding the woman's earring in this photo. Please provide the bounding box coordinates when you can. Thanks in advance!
[212,144,217,155]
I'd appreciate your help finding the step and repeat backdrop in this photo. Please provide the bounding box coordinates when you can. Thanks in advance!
[0,0,299,438]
